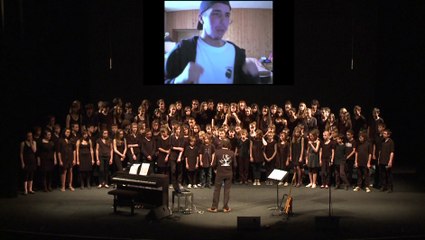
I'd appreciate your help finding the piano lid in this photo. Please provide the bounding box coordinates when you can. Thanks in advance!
[112,171,169,187]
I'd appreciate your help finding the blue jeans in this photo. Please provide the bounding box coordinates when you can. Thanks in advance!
[199,167,212,186]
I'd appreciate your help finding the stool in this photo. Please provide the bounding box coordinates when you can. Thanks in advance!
[172,191,194,214]
[108,189,140,215]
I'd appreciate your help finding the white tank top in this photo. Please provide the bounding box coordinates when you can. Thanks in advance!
[196,38,236,84]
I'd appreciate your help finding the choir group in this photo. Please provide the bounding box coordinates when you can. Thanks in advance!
[19,98,395,195]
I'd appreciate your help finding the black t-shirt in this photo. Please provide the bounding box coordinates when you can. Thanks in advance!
[141,137,156,158]
[126,133,142,154]
[96,138,111,158]
[169,135,185,161]
[184,145,199,171]
[237,138,250,159]
[357,141,372,167]
[379,138,394,165]
[200,144,215,167]
[321,140,335,161]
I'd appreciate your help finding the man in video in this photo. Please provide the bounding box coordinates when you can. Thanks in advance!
[165,1,260,84]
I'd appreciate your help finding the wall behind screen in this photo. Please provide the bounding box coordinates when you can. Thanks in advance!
[86,0,374,109]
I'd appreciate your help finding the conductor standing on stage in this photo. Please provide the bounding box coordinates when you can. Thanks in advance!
[208,138,236,213]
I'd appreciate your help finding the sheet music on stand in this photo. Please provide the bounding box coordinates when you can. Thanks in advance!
[139,163,150,176]
[129,163,141,175]
[268,169,288,215]
[268,169,288,181]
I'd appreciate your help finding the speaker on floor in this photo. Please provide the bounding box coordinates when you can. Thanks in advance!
[237,216,261,231]
[146,205,171,221]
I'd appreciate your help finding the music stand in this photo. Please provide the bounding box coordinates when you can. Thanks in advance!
[268,169,288,214]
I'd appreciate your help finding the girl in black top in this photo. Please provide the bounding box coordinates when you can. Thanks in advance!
[38,130,56,192]
[184,136,199,188]
[76,130,94,189]
[141,128,156,173]
[290,127,304,187]
[263,132,277,185]
[198,102,210,130]
[319,131,335,189]
[258,106,271,134]
[66,100,82,130]
[287,108,299,136]
[58,128,75,192]
[169,125,185,190]
[236,129,250,184]
[345,130,357,186]
[276,131,290,186]
[223,103,241,128]
[157,127,171,177]
[113,129,127,172]
[20,131,37,194]
[167,104,179,130]
[250,130,265,186]
[213,102,225,128]
[126,123,142,164]
[96,129,113,188]
[306,129,320,189]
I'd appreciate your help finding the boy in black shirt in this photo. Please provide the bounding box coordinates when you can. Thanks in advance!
[378,129,394,193]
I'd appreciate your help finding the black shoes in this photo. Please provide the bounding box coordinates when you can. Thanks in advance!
[379,187,393,193]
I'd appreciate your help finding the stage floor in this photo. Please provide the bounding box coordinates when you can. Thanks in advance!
[1,169,425,240]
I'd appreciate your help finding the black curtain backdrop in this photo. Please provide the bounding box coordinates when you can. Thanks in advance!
[2,0,423,197]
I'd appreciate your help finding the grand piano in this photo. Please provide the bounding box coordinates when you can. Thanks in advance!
[111,170,169,208]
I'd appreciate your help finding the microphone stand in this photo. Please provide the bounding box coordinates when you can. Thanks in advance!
[328,174,332,217]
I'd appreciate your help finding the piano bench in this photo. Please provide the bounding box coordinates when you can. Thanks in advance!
[108,189,140,215]
[172,191,194,214]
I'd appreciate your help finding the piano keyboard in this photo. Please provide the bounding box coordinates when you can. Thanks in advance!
[112,177,157,186]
